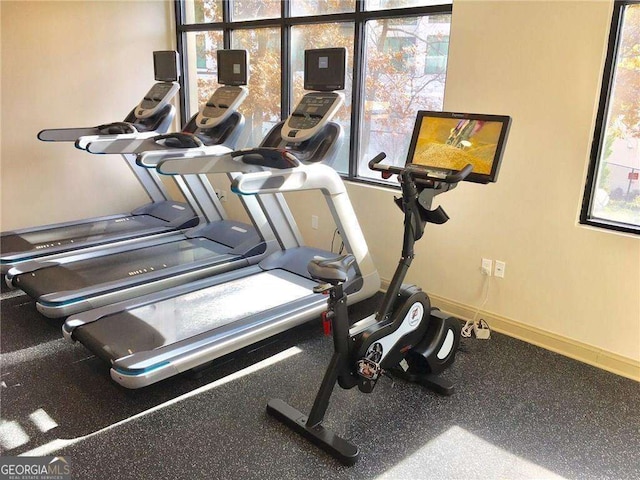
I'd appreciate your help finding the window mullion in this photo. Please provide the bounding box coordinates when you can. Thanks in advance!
[174,1,189,127]
[349,15,367,179]
[281,1,291,120]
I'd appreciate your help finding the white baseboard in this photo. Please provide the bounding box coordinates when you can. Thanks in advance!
[431,293,640,382]
[377,279,639,381]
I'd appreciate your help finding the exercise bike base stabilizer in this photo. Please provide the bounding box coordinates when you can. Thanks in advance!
[267,152,473,466]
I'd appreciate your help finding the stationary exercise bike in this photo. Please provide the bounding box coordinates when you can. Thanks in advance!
[267,152,473,465]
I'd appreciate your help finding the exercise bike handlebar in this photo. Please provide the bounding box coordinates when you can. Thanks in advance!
[368,152,473,184]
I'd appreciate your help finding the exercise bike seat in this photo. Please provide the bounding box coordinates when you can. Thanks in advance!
[308,254,355,285]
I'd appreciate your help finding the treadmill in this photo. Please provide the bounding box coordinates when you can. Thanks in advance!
[0,51,196,275]
[62,48,381,389]
[8,50,281,319]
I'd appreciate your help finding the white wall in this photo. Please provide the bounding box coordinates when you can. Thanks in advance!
[0,0,176,230]
[439,0,639,363]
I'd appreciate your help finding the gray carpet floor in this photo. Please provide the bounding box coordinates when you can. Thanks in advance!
[0,288,638,479]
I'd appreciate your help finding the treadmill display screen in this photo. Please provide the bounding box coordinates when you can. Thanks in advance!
[406,111,511,184]
[153,51,180,82]
[218,50,248,86]
[304,48,346,92]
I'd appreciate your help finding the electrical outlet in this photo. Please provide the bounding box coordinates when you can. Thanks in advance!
[481,258,492,276]
[311,215,319,230]
[495,260,506,278]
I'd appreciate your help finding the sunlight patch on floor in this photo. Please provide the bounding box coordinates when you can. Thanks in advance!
[0,420,30,450]
[0,408,60,450]
[376,425,567,480]
[0,338,67,368]
[29,409,59,433]
[18,346,302,457]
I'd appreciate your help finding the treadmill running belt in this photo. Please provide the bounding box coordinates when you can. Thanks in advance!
[74,270,317,361]
[16,238,233,296]
[2,215,170,254]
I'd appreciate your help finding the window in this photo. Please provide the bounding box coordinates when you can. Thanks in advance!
[425,34,449,74]
[359,16,449,180]
[291,23,355,173]
[233,0,281,21]
[183,0,223,23]
[290,0,354,17]
[184,31,223,114]
[232,28,282,147]
[174,0,452,185]
[581,1,640,235]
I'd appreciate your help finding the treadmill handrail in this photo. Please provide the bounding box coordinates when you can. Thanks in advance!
[156,151,262,176]
[232,162,379,298]
[83,131,206,155]
[76,131,158,151]
[139,144,233,168]
[156,147,300,176]
[232,162,345,196]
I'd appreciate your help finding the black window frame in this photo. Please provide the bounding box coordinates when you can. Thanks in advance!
[173,0,453,186]
[580,0,640,236]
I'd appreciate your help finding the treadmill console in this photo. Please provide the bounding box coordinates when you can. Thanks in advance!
[282,92,343,143]
[281,48,346,143]
[135,51,180,119]
[135,82,180,119]
[196,86,248,129]
[153,51,180,82]
[196,49,249,129]
[304,47,346,92]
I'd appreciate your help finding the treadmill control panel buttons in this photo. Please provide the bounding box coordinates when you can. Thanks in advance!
[287,93,340,130]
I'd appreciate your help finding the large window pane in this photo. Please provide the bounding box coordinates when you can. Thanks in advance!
[184,31,224,117]
[233,0,281,21]
[358,15,450,180]
[585,4,640,231]
[291,0,354,17]
[366,0,452,11]
[232,28,281,147]
[291,23,355,173]
[183,0,223,23]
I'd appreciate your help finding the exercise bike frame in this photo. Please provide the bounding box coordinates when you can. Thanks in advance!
[267,153,470,465]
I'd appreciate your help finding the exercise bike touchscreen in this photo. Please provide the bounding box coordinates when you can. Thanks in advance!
[406,111,511,184]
